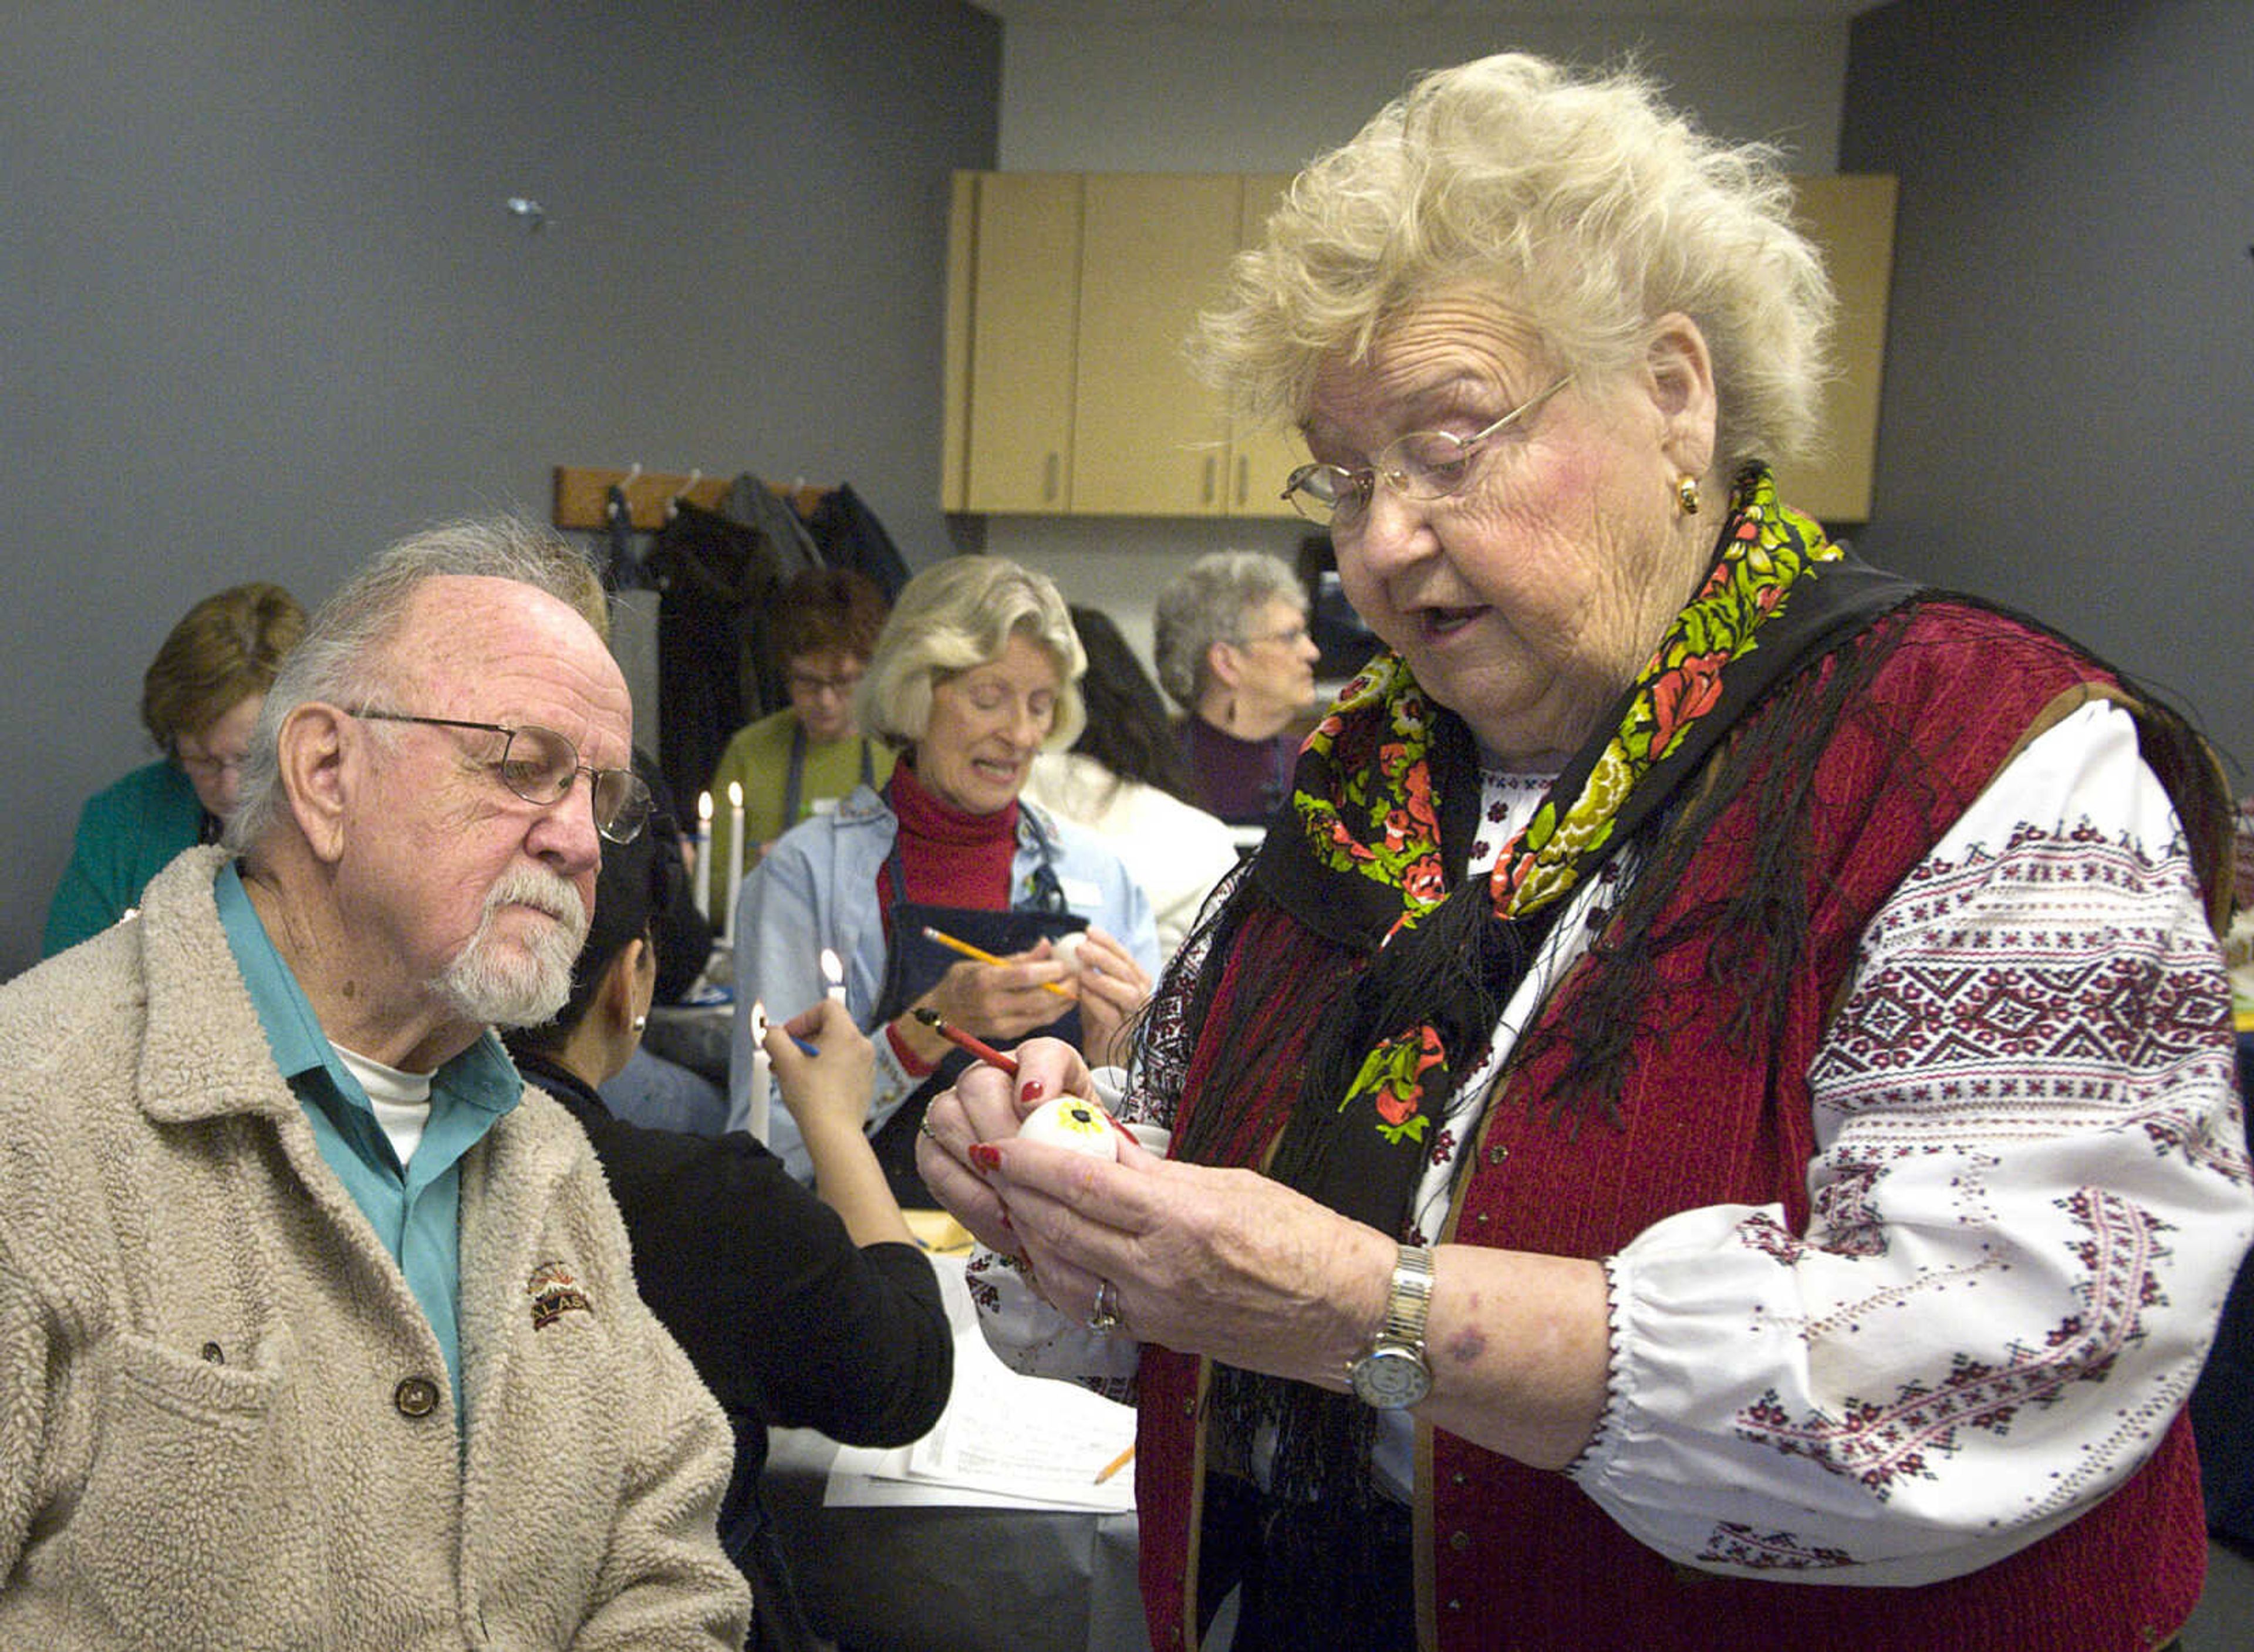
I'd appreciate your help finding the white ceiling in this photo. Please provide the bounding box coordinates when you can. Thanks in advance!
[968,1,1872,21]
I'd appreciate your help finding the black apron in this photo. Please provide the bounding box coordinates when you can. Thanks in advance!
[866,809,1087,1205]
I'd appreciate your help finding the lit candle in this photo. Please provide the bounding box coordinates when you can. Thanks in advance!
[724,781,746,949]
[745,999,772,1144]
[821,946,847,1003]
[693,790,714,921]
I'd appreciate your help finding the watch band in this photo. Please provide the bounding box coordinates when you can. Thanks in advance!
[1381,1244,1435,1348]
[1347,1243,1437,1408]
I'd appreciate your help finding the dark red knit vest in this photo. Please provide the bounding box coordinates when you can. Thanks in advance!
[1138,605,2218,1652]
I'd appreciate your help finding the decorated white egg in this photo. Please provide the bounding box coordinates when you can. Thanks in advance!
[1018,1094,1120,1160]
[1050,931,1087,973]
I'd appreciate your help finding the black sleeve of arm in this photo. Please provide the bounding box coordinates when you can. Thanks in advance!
[573,1106,953,1445]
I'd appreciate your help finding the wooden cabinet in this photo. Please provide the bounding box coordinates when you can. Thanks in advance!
[945,170,1895,525]
[947,173,1082,513]
[1777,174,1897,524]
[1224,173,1305,521]
[1072,173,1239,514]
[945,169,1303,519]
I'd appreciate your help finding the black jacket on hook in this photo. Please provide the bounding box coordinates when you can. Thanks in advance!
[645,500,791,816]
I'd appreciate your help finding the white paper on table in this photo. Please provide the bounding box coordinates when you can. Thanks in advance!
[820,1255,1136,1515]
[824,1448,1130,1512]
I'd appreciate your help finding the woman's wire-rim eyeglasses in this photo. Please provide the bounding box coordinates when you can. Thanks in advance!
[1281,373,1575,528]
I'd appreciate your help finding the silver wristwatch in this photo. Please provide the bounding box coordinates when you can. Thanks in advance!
[1347,1244,1435,1410]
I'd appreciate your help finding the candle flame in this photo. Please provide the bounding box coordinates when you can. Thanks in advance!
[727,779,744,807]
[820,947,843,985]
[697,789,713,823]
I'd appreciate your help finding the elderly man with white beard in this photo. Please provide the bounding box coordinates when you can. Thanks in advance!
[0,520,751,1649]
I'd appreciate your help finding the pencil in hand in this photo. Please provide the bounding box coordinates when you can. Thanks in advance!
[920,925,1074,998]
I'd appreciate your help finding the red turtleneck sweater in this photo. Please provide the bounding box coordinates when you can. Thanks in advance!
[878,760,1021,1076]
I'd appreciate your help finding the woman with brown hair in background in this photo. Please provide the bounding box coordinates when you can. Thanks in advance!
[43,580,305,955]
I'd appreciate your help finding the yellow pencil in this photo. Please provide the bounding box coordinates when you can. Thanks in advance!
[920,925,1075,998]
[1094,1444,1135,1485]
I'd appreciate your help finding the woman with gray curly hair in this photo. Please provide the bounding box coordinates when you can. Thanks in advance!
[730,555,1158,1198]
[1152,549,1321,826]
[919,52,2243,1650]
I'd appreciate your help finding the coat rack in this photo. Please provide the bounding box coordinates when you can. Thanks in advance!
[551,465,831,532]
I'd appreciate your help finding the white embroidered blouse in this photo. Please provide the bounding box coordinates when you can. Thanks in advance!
[968,701,2252,1585]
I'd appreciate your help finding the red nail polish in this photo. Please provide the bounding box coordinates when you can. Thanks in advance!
[969,1143,1003,1173]
[1018,1077,1046,1103]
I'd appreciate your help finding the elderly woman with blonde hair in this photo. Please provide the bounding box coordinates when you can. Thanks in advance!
[730,556,1157,1197]
[917,52,2246,1651]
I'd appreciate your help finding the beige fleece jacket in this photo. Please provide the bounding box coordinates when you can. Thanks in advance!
[0,847,750,1648]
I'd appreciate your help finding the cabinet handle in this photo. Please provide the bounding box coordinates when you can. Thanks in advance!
[1203,456,1217,505]
[1236,455,1250,507]
[1044,453,1059,505]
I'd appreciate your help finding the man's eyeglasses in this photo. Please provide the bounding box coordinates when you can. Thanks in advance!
[1282,373,1574,529]
[352,710,652,844]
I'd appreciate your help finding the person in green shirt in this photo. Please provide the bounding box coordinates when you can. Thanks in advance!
[703,566,894,884]
[43,580,305,955]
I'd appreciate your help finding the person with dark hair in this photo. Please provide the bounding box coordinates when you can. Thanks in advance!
[919,52,2248,1652]
[502,795,951,1651]
[707,564,895,873]
[44,580,306,954]
[1023,606,1240,957]
[596,748,733,1134]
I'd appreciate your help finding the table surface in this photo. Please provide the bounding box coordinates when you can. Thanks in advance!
[761,1256,1152,1652]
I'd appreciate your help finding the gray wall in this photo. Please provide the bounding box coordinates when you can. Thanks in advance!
[0,0,998,975]
[1842,0,2253,779]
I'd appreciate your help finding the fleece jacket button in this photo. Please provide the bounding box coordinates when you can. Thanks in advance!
[394,1376,442,1418]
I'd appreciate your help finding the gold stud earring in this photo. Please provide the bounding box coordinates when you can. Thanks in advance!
[1676,474,1701,516]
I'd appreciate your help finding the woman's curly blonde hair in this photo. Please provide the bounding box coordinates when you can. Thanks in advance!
[1192,52,1835,475]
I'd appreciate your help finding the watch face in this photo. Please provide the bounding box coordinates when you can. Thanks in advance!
[1350,1344,1432,1410]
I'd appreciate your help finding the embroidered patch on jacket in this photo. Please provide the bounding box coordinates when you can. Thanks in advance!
[525,1261,592,1329]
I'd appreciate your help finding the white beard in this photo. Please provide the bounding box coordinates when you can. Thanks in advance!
[435,866,589,1028]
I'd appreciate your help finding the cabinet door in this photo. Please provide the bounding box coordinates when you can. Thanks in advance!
[1072,174,1240,515]
[962,173,1083,513]
[1776,174,1897,524]
[1224,173,1306,519]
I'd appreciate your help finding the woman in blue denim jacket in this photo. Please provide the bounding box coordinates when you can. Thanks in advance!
[728,558,1158,1192]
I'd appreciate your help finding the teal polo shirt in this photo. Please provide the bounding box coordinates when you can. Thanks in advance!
[214,861,521,1428]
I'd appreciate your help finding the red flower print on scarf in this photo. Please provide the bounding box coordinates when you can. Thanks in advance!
[1374,1026,1446,1127]
[1401,758,1437,827]
[1649,651,1727,754]
[1347,1023,1449,1144]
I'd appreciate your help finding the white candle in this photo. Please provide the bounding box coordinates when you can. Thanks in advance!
[724,781,747,949]
[745,999,772,1144]
[693,790,714,921]
[821,946,847,1003]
